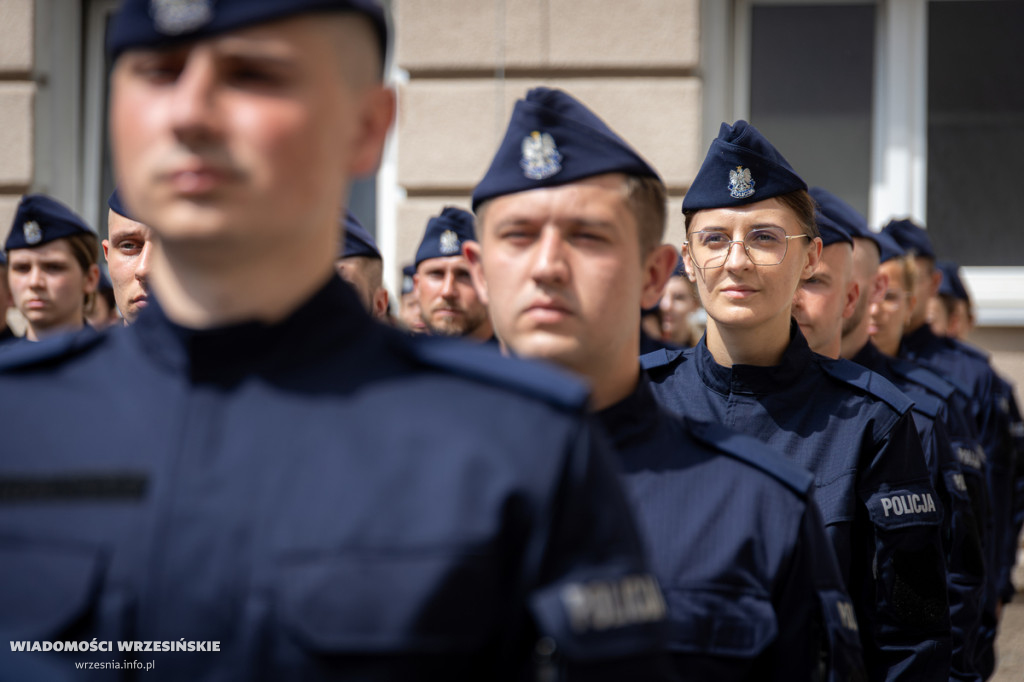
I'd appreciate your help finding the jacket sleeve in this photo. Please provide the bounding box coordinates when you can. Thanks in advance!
[855,412,952,681]
[527,415,678,681]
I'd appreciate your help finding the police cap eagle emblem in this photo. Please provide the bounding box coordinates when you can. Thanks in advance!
[521,131,562,180]
[439,229,460,255]
[728,166,755,199]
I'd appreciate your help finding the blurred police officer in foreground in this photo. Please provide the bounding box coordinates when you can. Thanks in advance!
[0,2,674,680]
[103,188,154,325]
[641,121,951,681]
[335,209,388,320]
[466,86,866,681]
[884,219,1017,679]
[795,201,985,680]
[413,206,494,341]
[4,194,101,342]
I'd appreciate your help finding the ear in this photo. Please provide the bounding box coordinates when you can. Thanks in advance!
[801,237,823,279]
[842,279,860,320]
[462,241,489,307]
[641,244,679,310]
[349,85,397,177]
[372,288,389,320]
[83,264,101,294]
[102,239,110,260]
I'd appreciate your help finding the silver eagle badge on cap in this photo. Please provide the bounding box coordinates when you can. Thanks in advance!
[150,0,215,36]
[728,166,755,199]
[521,131,562,180]
[23,220,42,245]
[439,230,460,255]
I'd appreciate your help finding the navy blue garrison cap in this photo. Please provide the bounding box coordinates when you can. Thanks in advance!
[882,218,935,259]
[400,263,415,294]
[107,0,388,65]
[816,211,853,248]
[472,87,661,211]
[875,229,906,264]
[683,120,806,212]
[339,210,381,260]
[809,186,876,246]
[5,194,96,252]
[937,260,969,301]
[414,207,476,268]
[107,187,139,222]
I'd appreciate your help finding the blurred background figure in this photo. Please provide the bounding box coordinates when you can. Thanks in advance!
[86,269,122,329]
[103,188,153,325]
[335,210,389,321]
[659,257,702,348]
[4,194,100,342]
[0,251,16,344]
[397,263,426,334]
[413,206,493,342]
[929,260,975,341]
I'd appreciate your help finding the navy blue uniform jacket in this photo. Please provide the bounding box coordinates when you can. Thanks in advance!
[0,277,674,681]
[900,324,1015,679]
[852,341,985,681]
[642,326,951,682]
[596,376,866,681]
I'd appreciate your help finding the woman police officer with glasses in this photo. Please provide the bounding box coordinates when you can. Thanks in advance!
[642,121,953,681]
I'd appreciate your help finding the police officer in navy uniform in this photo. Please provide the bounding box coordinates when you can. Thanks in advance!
[795,199,985,681]
[397,262,427,334]
[641,121,951,681]
[930,261,974,340]
[104,188,155,325]
[884,218,1017,679]
[466,86,867,681]
[413,207,495,342]
[335,209,389,320]
[4,194,102,343]
[0,2,675,680]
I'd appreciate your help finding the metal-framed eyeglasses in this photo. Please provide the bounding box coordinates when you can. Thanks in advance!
[684,227,811,270]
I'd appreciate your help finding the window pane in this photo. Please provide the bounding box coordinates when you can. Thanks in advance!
[927,0,1024,266]
[749,4,875,217]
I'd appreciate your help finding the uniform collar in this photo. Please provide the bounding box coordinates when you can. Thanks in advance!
[851,339,886,372]
[131,275,372,383]
[595,371,660,449]
[900,323,946,359]
[694,319,813,395]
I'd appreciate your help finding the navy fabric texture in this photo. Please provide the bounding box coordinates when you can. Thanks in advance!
[642,324,952,681]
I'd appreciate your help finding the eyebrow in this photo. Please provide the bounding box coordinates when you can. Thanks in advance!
[696,222,785,232]
[492,217,618,231]
[108,228,148,241]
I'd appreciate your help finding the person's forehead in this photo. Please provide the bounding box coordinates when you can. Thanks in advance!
[690,198,792,226]
[107,212,151,238]
[418,255,470,273]
[8,241,73,259]
[487,175,628,213]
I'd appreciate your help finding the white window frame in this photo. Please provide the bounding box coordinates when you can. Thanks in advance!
[703,0,1024,326]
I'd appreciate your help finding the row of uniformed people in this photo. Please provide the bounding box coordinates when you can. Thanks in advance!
[0,2,1020,681]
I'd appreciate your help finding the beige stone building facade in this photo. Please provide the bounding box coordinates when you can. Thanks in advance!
[0,0,1021,392]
